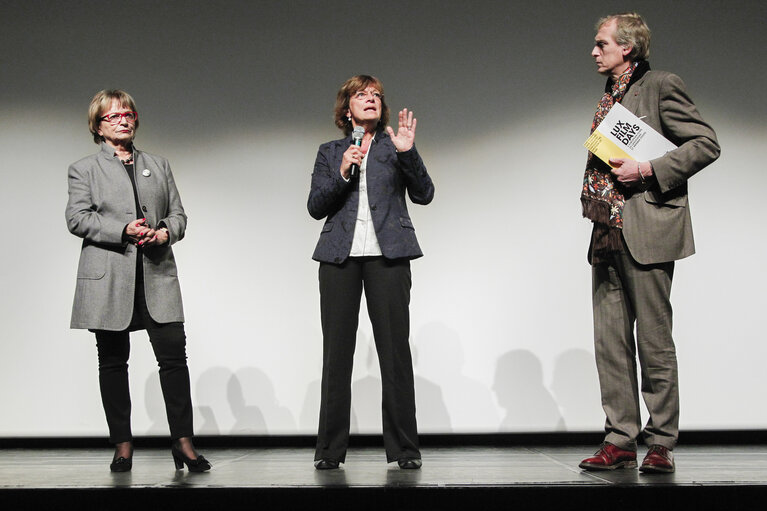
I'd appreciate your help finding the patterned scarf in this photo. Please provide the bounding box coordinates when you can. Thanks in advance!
[581,61,639,253]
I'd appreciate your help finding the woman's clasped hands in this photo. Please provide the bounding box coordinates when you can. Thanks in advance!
[125,218,168,247]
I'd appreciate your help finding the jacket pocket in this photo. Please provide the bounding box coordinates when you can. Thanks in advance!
[76,245,107,280]
[144,245,177,277]
[643,189,687,208]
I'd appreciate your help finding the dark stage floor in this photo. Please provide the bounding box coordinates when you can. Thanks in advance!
[2,445,767,510]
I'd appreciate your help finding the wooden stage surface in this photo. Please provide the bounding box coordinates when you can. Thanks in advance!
[2,444,767,509]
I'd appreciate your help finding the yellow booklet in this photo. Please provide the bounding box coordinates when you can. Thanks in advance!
[584,102,676,166]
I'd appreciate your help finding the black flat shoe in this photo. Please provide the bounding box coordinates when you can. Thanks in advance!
[314,458,340,470]
[397,458,422,469]
[110,446,133,472]
[171,443,211,472]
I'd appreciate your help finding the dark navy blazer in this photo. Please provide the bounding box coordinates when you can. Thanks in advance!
[308,130,434,264]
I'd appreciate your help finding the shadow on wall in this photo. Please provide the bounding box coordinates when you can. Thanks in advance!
[296,325,599,434]
[413,322,499,432]
[145,371,168,435]
[228,367,296,434]
[296,331,378,434]
[348,336,453,434]
[413,344,452,433]
[350,337,383,433]
[146,366,298,435]
[144,344,601,435]
[192,367,231,434]
[298,330,455,435]
[550,348,603,431]
[299,375,320,433]
[493,349,563,431]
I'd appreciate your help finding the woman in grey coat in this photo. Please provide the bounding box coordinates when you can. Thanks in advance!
[66,90,210,472]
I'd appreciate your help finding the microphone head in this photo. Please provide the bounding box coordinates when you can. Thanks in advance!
[352,126,365,141]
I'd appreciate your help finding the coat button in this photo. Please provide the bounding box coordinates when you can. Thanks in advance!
[142,206,148,212]
[370,204,377,210]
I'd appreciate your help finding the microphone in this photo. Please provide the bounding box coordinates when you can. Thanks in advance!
[350,126,364,178]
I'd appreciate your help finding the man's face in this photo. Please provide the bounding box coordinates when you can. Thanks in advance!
[591,19,631,78]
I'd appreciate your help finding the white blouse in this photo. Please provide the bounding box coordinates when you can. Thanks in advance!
[349,136,382,257]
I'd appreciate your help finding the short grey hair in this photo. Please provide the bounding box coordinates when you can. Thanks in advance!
[597,12,651,61]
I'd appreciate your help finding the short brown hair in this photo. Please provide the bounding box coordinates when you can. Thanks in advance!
[333,75,390,136]
[88,89,139,144]
[597,12,651,61]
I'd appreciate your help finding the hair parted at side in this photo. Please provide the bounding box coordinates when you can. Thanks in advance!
[88,89,139,144]
[597,12,651,61]
[333,75,390,136]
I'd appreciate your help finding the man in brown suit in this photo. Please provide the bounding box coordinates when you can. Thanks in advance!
[578,13,720,473]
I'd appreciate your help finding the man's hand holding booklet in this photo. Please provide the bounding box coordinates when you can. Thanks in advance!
[584,102,676,166]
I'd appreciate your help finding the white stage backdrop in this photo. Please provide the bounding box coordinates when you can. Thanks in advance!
[1,1,764,437]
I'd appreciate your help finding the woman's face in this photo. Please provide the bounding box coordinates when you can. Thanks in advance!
[347,86,382,126]
[97,99,137,147]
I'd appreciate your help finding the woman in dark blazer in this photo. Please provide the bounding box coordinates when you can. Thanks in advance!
[66,90,210,472]
[308,75,434,470]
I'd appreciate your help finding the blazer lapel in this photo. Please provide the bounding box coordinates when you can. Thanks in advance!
[96,143,139,219]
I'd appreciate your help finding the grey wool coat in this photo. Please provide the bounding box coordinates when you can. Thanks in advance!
[618,70,720,265]
[308,130,434,264]
[66,142,187,330]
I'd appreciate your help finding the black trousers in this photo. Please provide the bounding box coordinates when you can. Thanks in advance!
[315,257,420,463]
[94,268,193,444]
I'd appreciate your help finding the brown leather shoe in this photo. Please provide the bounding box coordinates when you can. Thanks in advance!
[639,445,675,473]
[579,442,637,471]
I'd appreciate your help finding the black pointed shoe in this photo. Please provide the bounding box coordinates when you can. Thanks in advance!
[397,458,422,469]
[109,446,133,472]
[171,443,212,472]
[314,458,340,470]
